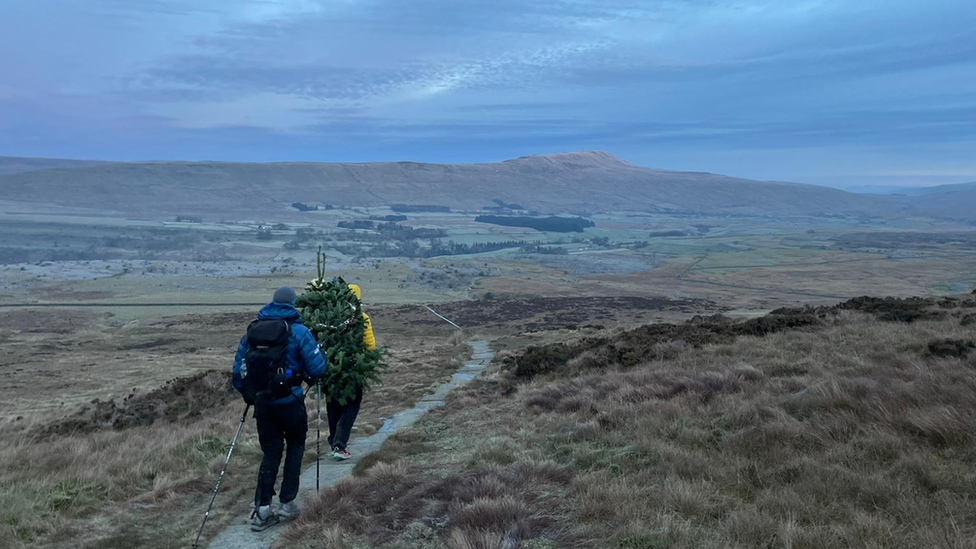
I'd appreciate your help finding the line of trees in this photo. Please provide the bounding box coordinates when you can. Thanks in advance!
[391,204,451,213]
[336,220,448,240]
[330,239,524,259]
[376,222,447,239]
[431,240,524,256]
[337,220,375,230]
[292,202,324,211]
[475,215,595,233]
[483,199,525,212]
[520,244,568,255]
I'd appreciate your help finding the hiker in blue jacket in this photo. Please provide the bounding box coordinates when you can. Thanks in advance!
[232,286,326,531]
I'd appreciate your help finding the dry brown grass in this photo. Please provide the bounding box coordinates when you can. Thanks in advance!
[0,318,470,549]
[282,459,566,549]
[0,397,256,549]
[286,299,976,549]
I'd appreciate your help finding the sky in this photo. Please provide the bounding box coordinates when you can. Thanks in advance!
[1,0,974,188]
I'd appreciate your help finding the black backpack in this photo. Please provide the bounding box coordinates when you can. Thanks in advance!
[241,319,299,404]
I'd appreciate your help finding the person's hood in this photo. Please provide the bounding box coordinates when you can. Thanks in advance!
[348,284,362,300]
[257,302,302,322]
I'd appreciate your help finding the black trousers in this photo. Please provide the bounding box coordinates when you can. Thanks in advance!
[326,387,363,451]
[254,399,308,506]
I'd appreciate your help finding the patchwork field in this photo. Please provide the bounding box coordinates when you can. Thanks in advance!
[6,207,976,312]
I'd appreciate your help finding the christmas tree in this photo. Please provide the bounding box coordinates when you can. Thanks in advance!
[296,249,386,404]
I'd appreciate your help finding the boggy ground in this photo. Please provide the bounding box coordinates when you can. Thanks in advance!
[376,295,723,334]
[282,295,976,549]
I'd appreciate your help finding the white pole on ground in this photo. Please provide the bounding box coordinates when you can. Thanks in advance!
[424,305,462,331]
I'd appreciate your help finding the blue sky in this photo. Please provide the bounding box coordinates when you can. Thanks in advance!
[1,0,974,188]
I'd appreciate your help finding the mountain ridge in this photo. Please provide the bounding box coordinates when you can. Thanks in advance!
[0,156,111,177]
[0,151,944,220]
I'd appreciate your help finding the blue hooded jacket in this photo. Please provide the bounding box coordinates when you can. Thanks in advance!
[232,302,327,406]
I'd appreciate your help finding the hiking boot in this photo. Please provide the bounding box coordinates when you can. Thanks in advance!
[332,447,351,461]
[250,505,280,531]
[278,500,301,520]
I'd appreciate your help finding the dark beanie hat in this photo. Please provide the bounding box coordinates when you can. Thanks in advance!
[273,286,297,304]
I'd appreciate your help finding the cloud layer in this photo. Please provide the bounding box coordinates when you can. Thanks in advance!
[1,0,974,187]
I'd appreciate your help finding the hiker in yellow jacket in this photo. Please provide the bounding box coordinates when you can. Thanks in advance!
[348,284,376,350]
[327,283,375,460]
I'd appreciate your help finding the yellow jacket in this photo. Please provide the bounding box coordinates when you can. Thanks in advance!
[362,312,376,351]
[348,284,376,350]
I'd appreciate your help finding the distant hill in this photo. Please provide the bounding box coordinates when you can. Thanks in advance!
[0,156,110,176]
[0,151,905,219]
[846,181,976,197]
[843,185,914,195]
[841,181,976,219]
[897,181,976,197]
[905,186,976,220]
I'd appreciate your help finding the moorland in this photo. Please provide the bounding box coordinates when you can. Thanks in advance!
[2,152,976,548]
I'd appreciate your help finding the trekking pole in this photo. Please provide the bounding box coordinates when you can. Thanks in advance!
[193,404,250,548]
[316,381,322,491]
